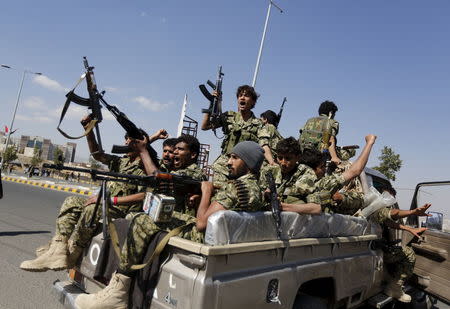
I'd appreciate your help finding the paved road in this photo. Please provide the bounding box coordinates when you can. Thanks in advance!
[0,181,73,309]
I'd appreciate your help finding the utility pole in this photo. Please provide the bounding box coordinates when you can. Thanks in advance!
[252,0,283,88]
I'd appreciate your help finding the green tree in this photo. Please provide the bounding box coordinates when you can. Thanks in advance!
[30,146,43,166]
[53,147,65,165]
[89,157,102,170]
[373,146,402,181]
[2,146,18,166]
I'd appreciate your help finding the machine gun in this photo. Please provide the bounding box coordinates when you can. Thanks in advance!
[276,97,287,128]
[57,57,158,162]
[199,66,224,137]
[43,163,201,237]
[265,171,282,239]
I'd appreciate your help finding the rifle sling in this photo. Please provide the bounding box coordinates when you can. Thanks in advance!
[108,218,195,271]
[57,73,97,140]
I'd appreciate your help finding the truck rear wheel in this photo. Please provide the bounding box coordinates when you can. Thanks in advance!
[292,293,328,309]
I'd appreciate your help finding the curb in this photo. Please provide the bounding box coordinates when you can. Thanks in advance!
[1,176,93,196]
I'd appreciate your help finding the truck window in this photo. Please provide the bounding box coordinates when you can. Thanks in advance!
[416,184,450,233]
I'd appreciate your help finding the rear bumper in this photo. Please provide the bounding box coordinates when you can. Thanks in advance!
[52,280,86,309]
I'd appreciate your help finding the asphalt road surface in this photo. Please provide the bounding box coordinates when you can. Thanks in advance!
[0,181,73,309]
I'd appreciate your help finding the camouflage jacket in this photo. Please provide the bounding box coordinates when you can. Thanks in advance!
[159,159,170,173]
[307,161,365,214]
[103,155,146,211]
[261,164,317,204]
[299,114,339,151]
[106,155,146,198]
[219,111,265,154]
[169,163,206,214]
[259,123,283,158]
[212,173,265,211]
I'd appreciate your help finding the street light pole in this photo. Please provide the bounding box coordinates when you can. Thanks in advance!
[251,0,283,88]
[0,67,42,170]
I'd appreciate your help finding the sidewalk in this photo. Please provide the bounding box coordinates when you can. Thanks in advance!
[1,173,96,196]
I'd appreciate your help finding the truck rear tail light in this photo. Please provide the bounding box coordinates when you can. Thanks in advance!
[68,268,83,285]
[266,279,281,304]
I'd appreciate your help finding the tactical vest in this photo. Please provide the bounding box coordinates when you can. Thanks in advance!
[299,115,333,151]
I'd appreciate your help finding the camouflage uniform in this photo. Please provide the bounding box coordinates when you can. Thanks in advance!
[260,164,317,205]
[298,114,339,152]
[337,148,356,161]
[119,173,263,273]
[55,155,146,250]
[212,111,265,185]
[371,205,416,284]
[307,161,364,215]
[259,123,283,160]
[166,163,206,216]
[158,160,170,173]
[306,173,346,210]
[212,173,265,211]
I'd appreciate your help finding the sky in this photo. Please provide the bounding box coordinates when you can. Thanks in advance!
[1,0,450,209]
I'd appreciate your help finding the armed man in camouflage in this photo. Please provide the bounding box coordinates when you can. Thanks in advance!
[76,141,265,309]
[20,117,167,272]
[260,137,322,214]
[201,85,275,185]
[159,137,178,172]
[305,135,377,212]
[370,187,431,303]
[134,133,206,215]
[299,100,341,164]
[260,110,283,161]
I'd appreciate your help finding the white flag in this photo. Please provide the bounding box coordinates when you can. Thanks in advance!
[176,94,187,137]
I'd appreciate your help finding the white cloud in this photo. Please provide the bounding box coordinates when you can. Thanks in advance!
[161,17,167,23]
[140,11,147,17]
[104,86,118,93]
[52,104,86,120]
[133,96,170,112]
[16,114,32,121]
[33,75,68,92]
[24,96,47,110]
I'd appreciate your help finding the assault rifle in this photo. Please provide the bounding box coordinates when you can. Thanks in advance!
[276,97,287,128]
[265,171,282,239]
[58,57,104,153]
[200,66,224,136]
[58,57,158,162]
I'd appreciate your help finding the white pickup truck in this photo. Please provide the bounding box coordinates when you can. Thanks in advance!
[52,169,450,309]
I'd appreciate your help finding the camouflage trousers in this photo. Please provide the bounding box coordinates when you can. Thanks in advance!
[119,212,203,273]
[384,245,416,282]
[55,195,138,251]
[212,154,229,187]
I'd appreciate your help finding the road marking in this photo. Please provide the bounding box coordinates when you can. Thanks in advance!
[2,176,93,196]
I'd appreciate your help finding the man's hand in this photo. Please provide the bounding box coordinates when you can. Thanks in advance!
[411,203,432,217]
[80,114,93,128]
[149,129,169,143]
[129,136,149,153]
[212,90,222,100]
[332,192,344,203]
[365,134,377,145]
[406,226,427,238]
[84,194,99,206]
[201,181,214,195]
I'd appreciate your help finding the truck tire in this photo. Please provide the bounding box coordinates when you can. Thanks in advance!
[292,293,328,309]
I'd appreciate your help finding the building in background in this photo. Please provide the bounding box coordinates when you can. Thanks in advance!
[0,131,77,163]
